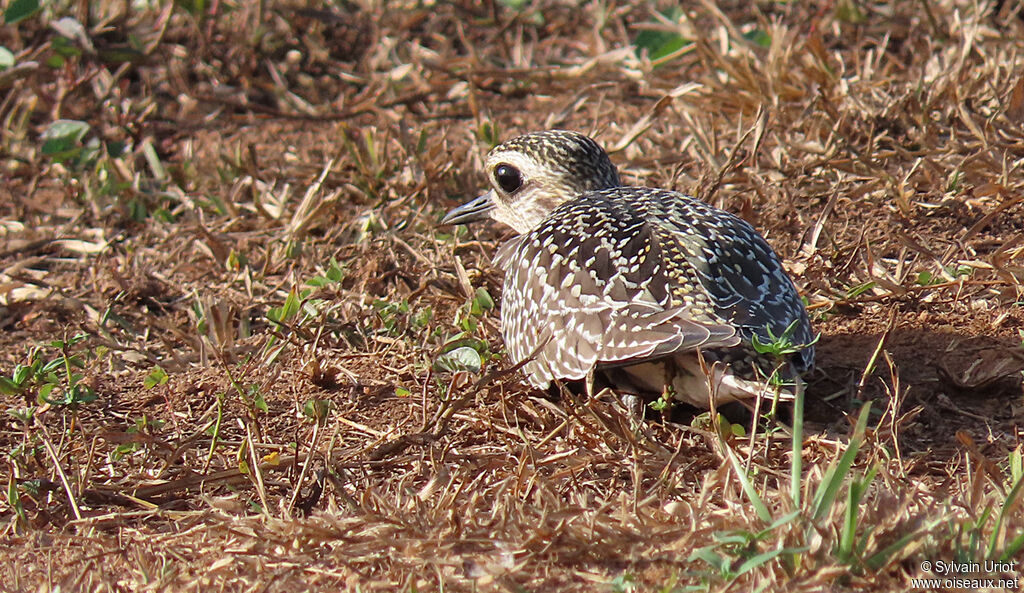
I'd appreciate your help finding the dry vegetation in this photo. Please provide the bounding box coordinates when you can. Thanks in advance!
[1,0,1024,590]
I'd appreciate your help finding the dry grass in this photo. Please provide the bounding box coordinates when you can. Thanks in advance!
[1,0,1023,591]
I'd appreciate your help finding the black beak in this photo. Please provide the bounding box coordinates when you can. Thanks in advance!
[440,191,495,225]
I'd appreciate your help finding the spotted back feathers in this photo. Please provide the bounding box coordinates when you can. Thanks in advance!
[477,131,814,390]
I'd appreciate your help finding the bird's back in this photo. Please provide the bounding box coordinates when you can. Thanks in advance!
[494,187,814,390]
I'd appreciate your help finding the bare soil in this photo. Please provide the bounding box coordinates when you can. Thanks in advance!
[1,1,1023,591]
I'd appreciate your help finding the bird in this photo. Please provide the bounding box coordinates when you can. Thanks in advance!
[441,130,814,408]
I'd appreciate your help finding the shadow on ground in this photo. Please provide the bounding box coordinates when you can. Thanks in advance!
[808,328,1024,458]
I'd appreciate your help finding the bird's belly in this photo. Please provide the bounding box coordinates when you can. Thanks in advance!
[598,354,796,409]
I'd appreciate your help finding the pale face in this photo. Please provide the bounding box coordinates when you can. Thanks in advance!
[440,130,621,234]
[484,149,569,234]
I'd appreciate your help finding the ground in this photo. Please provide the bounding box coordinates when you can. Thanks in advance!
[1,1,1023,591]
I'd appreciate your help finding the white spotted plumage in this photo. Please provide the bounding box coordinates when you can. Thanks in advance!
[444,130,814,407]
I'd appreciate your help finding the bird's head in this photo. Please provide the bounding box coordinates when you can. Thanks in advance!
[441,130,621,234]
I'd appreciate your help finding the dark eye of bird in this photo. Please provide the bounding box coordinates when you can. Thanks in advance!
[494,164,523,193]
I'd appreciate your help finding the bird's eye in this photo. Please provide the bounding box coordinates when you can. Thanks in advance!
[494,164,523,193]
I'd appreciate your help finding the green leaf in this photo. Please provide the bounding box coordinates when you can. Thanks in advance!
[50,36,82,59]
[0,377,21,395]
[791,373,804,507]
[5,406,34,423]
[97,46,145,64]
[1011,445,1023,485]
[416,128,428,155]
[326,259,345,282]
[12,364,30,386]
[763,510,801,534]
[302,398,330,423]
[440,336,488,357]
[470,287,495,316]
[743,29,772,48]
[40,120,90,157]
[143,365,169,389]
[633,7,687,63]
[1000,531,1024,563]
[433,346,482,374]
[844,281,876,299]
[40,358,63,375]
[37,383,56,403]
[248,385,268,413]
[864,516,943,570]
[7,476,25,523]
[479,121,498,146]
[307,259,345,288]
[176,0,207,17]
[4,0,40,24]
[269,289,301,324]
[0,47,14,70]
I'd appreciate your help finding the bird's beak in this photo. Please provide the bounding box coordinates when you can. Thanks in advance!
[440,191,495,225]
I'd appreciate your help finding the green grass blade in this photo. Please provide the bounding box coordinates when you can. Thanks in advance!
[864,516,943,570]
[987,473,1024,558]
[791,373,804,508]
[839,464,878,563]
[725,445,773,523]
[812,402,872,521]
[999,531,1024,563]
[736,546,809,576]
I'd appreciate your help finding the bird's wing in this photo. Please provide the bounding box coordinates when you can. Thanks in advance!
[496,200,739,388]
[654,195,815,370]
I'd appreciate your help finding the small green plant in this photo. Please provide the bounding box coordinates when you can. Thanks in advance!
[946,169,964,193]
[0,335,98,409]
[843,280,876,300]
[633,6,688,64]
[433,346,483,374]
[143,365,169,389]
[372,298,411,336]
[690,412,745,439]
[688,511,806,581]
[305,258,346,288]
[943,264,973,280]
[648,390,673,412]
[302,399,331,425]
[478,120,501,148]
[111,414,168,461]
[246,384,268,414]
[452,287,496,335]
[750,320,819,359]
[339,128,392,202]
[915,271,942,286]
